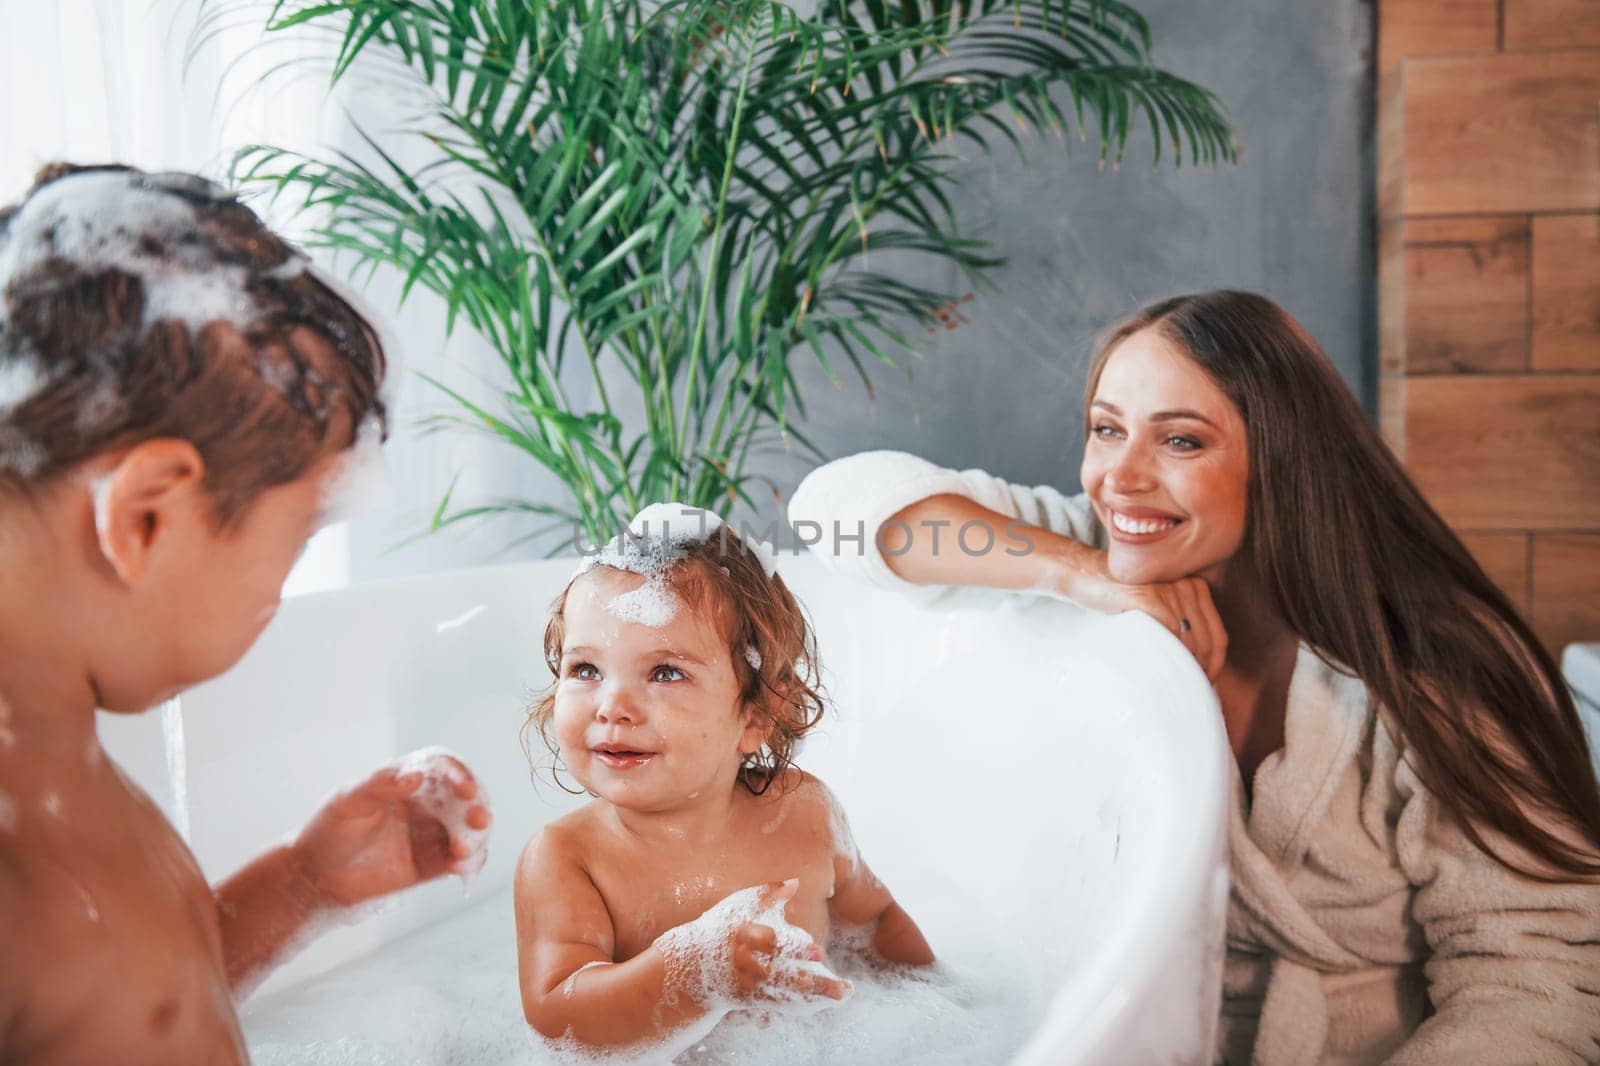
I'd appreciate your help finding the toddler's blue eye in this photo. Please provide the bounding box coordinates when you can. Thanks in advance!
[570,662,599,681]
[651,665,684,683]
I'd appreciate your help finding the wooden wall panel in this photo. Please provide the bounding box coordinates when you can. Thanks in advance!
[1504,0,1600,50]
[1405,375,1600,529]
[1397,53,1600,215]
[1532,213,1600,371]
[1404,218,1530,373]
[1378,0,1498,73]
[1461,532,1532,613]
[1532,534,1600,653]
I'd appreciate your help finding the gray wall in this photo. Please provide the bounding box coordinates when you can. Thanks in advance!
[767,0,1376,506]
[345,0,1375,579]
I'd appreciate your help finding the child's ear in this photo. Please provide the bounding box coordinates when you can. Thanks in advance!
[737,703,772,756]
[92,439,207,585]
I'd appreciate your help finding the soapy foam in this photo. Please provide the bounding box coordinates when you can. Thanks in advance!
[654,884,848,1014]
[604,580,680,628]
[743,646,761,671]
[243,884,1040,1066]
[0,360,42,412]
[0,170,281,337]
[393,746,492,888]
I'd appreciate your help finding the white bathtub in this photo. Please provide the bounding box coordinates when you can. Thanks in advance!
[101,554,1231,1065]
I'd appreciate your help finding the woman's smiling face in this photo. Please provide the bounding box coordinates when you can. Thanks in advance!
[551,567,766,812]
[1080,327,1251,587]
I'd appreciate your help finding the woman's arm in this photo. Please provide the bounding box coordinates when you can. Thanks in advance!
[1388,755,1600,1065]
[790,451,1226,679]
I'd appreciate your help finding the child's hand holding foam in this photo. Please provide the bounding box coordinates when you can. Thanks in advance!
[657,879,853,1009]
[291,747,492,908]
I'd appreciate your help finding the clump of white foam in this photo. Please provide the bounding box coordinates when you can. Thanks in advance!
[576,504,724,629]
[605,580,680,628]
[0,359,42,413]
[654,882,850,1015]
[391,746,492,889]
[0,169,267,336]
[743,645,762,671]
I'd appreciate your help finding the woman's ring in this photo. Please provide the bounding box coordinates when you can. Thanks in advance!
[1179,618,1192,634]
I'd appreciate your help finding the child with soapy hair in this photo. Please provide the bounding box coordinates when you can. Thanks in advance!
[515,506,934,1050]
[0,164,492,1065]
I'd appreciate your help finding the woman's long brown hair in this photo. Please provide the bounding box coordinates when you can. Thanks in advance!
[1087,290,1600,879]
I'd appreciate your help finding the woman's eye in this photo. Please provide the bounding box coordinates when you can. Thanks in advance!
[569,662,599,681]
[1166,435,1202,451]
[651,665,685,683]
[1091,423,1122,439]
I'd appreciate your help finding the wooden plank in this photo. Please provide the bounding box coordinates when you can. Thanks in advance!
[1379,69,1406,223]
[1532,213,1600,370]
[1404,375,1600,529]
[1379,0,1499,75]
[1404,217,1530,373]
[1379,220,1406,376]
[1460,532,1532,614]
[1398,53,1600,215]
[1505,0,1600,49]
[1380,373,1407,460]
[1531,533,1600,654]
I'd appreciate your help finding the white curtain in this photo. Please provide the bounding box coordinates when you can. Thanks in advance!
[0,0,557,594]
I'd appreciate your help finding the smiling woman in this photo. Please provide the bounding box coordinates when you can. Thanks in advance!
[788,289,1600,1065]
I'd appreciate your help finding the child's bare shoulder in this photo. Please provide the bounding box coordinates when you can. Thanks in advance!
[746,769,846,844]
[514,804,603,890]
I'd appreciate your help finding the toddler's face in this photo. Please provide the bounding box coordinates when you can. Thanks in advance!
[551,567,765,812]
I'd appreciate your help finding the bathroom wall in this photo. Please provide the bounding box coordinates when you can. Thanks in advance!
[1377,0,1600,654]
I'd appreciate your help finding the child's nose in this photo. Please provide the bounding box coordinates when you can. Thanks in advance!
[596,684,639,724]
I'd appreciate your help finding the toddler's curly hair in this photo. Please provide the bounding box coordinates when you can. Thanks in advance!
[523,524,825,796]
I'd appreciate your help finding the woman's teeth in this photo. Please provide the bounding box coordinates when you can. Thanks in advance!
[1111,511,1179,535]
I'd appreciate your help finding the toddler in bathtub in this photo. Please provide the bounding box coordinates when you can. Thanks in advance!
[514,506,933,1050]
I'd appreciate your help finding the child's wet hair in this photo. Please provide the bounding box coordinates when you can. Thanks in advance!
[523,525,826,796]
[0,162,387,523]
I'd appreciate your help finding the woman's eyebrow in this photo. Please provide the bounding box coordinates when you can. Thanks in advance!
[1151,409,1219,428]
[1092,399,1219,429]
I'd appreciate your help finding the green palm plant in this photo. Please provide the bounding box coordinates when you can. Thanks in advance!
[216,0,1235,551]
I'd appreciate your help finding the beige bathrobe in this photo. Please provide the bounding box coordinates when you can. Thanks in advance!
[788,450,1600,1066]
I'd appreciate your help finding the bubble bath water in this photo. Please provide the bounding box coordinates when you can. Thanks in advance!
[243,882,1042,1066]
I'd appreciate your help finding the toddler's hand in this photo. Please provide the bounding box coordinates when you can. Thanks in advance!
[291,748,492,909]
[657,879,852,1010]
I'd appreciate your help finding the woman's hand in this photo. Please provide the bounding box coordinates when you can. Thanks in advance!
[290,752,492,909]
[1058,549,1228,682]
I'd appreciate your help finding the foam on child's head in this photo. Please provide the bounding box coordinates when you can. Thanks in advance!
[574,503,777,628]
[0,170,282,334]
[0,163,389,516]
